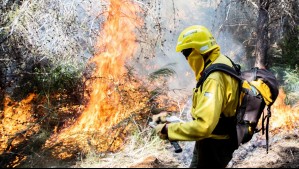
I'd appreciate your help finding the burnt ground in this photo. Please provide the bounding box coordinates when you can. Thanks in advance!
[229,130,299,168]
[131,129,299,168]
[14,129,299,168]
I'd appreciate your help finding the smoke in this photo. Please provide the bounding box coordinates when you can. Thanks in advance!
[133,0,245,101]
[12,0,245,103]
[16,0,244,90]
[8,0,246,103]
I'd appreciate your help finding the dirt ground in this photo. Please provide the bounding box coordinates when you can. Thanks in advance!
[130,130,299,168]
[229,130,299,168]
[13,127,298,168]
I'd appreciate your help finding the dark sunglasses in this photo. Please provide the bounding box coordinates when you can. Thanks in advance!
[181,48,193,60]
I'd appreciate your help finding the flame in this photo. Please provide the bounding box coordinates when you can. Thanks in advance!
[270,88,299,132]
[45,0,144,158]
[0,94,37,153]
[0,94,37,167]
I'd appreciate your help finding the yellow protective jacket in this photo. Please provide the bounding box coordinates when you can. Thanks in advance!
[167,54,239,141]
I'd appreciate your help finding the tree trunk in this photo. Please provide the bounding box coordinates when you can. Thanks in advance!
[255,0,270,69]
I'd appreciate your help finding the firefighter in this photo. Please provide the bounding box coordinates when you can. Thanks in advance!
[154,25,239,168]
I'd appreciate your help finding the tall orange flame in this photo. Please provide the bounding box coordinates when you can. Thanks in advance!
[45,0,143,157]
[80,0,142,133]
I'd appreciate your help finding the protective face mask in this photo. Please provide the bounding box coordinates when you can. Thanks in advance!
[187,50,204,81]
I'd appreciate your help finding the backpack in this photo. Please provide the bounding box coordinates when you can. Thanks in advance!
[196,59,279,153]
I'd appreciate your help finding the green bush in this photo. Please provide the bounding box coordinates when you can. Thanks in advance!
[272,66,299,105]
[12,62,84,100]
[35,64,84,95]
[283,67,299,105]
[278,26,299,69]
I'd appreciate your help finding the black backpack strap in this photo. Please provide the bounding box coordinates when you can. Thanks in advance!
[224,55,241,74]
[197,63,242,145]
[265,106,271,153]
[196,63,242,91]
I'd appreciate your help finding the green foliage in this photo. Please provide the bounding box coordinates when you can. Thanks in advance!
[148,63,177,97]
[283,67,299,87]
[34,64,83,95]
[149,68,176,81]
[13,63,84,99]
[270,26,299,105]
[278,26,299,69]
[271,66,299,105]
[282,67,299,105]
[148,63,176,82]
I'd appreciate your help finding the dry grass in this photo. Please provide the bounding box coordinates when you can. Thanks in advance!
[5,0,106,69]
[74,127,182,168]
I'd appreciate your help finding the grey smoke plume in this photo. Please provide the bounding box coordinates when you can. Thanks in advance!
[135,0,245,98]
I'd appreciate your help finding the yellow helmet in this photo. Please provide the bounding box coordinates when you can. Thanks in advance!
[176,25,219,55]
